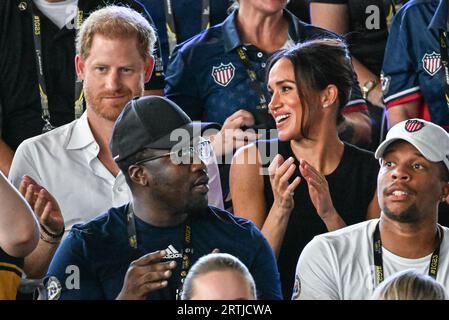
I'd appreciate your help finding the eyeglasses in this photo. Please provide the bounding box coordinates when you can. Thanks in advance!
[134,139,212,165]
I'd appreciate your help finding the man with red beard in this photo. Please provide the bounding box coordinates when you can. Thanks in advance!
[8,5,224,279]
[0,0,165,176]
[293,119,449,300]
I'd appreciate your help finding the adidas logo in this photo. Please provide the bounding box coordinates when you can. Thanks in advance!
[163,245,183,259]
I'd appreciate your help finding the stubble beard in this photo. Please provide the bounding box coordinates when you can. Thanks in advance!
[382,203,421,223]
[187,197,208,212]
[83,81,143,122]
[185,194,209,218]
[86,92,131,122]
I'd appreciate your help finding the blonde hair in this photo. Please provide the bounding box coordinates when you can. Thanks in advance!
[181,253,257,300]
[76,5,156,61]
[372,269,448,300]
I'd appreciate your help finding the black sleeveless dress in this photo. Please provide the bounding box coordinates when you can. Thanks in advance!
[258,139,379,299]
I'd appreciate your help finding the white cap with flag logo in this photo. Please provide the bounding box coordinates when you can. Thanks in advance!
[375,119,449,171]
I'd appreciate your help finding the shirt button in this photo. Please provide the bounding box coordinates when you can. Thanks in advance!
[257,52,263,58]
[261,63,266,68]
[118,187,123,192]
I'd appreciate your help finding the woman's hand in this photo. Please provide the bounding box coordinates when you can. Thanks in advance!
[299,160,346,230]
[299,159,335,218]
[268,154,301,214]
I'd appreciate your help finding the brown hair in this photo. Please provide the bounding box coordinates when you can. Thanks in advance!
[76,5,156,61]
[266,38,354,139]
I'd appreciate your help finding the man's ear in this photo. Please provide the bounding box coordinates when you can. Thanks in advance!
[75,55,85,80]
[144,56,155,83]
[442,183,449,203]
[128,165,149,187]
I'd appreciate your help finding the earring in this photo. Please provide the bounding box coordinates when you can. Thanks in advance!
[323,103,329,108]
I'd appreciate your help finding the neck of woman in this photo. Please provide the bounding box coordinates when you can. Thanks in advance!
[290,123,344,175]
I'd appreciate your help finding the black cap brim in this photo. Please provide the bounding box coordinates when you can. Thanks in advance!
[143,122,221,150]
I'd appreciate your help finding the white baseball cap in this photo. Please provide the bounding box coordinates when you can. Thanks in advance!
[375,119,449,171]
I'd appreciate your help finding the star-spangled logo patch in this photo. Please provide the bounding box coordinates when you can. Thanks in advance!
[404,119,424,132]
[211,63,235,87]
[422,52,442,76]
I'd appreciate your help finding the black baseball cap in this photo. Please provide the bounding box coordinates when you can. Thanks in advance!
[110,96,220,162]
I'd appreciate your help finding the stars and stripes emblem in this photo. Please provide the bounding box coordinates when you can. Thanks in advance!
[404,119,424,132]
[212,63,235,87]
[422,52,442,76]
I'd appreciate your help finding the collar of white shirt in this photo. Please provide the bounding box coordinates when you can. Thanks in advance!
[65,112,96,151]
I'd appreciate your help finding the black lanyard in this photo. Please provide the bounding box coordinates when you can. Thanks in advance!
[236,47,269,112]
[31,4,84,133]
[164,0,210,55]
[439,30,449,109]
[373,222,443,284]
[126,204,193,300]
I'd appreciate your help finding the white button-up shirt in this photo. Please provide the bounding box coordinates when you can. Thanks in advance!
[9,112,223,232]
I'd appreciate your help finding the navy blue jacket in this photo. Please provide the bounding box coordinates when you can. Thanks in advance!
[382,0,449,129]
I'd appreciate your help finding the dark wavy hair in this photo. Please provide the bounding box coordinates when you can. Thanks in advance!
[266,38,354,139]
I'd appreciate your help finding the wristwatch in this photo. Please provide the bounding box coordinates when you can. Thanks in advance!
[362,80,379,100]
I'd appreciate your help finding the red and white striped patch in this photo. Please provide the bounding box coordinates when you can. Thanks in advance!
[404,119,424,132]
[422,52,442,76]
[211,63,235,87]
